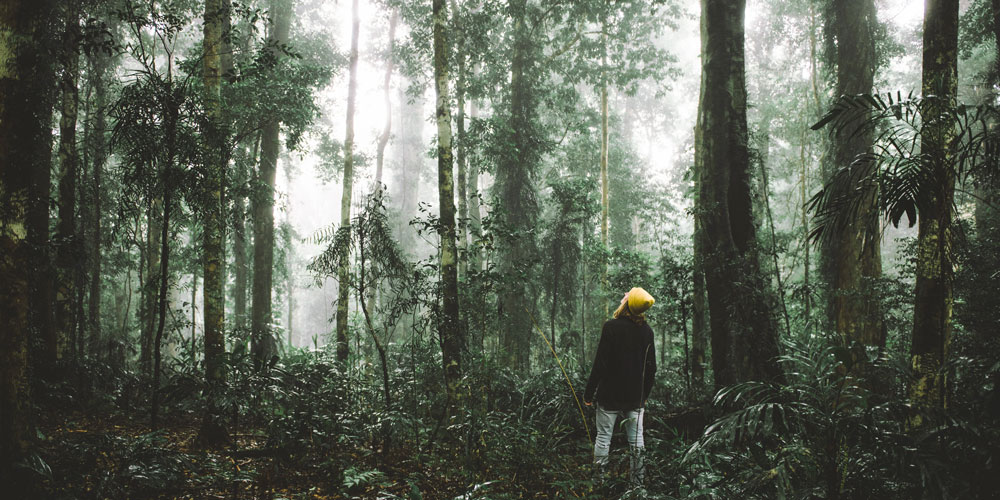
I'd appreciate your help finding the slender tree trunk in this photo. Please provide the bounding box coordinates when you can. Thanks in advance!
[55,1,81,361]
[822,0,885,379]
[600,12,610,318]
[434,0,464,415]
[336,0,360,363]
[800,129,811,328]
[909,0,958,428]
[141,199,161,378]
[150,158,173,429]
[199,0,230,447]
[86,37,110,360]
[697,0,782,388]
[375,9,398,191]
[1,0,57,485]
[468,96,482,274]
[452,0,469,281]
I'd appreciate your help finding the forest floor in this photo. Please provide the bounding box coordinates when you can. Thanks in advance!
[33,408,616,499]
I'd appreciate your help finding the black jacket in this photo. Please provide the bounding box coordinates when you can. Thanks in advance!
[584,318,656,411]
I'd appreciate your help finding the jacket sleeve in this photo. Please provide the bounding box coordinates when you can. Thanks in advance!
[584,323,611,403]
[642,328,656,403]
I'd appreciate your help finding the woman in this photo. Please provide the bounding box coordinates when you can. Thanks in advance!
[583,287,656,487]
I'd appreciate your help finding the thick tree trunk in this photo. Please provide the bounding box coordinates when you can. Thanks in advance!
[336,0,360,364]
[497,0,539,372]
[199,0,230,447]
[691,75,708,391]
[697,0,782,389]
[434,0,464,414]
[252,0,291,367]
[55,2,81,360]
[909,0,958,428]
[822,0,885,374]
[1,0,57,486]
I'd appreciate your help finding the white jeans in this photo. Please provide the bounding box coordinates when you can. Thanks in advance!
[593,404,645,484]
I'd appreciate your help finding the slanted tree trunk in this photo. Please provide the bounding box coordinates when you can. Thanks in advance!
[908,0,958,428]
[697,0,782,389]
[252,0,292,367]
[55,1,81,361]
[822,0,885,379]
[199,0,230,447]
[336,0,360,364]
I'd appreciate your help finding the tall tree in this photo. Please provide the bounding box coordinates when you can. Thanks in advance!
[433,0,465,415]
[336,0,360,363]
[252,0,292,367]
[909,0,958,427]
[822,0,886,371]
[496,0,542,371]
[375,9,398,191]
[55,0,82,358]
[1,0,57,486]
[696,0,782,389]
[86,12,114,359]
[199,0,230,446]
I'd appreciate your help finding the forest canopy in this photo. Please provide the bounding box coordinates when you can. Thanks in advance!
[1,0,999,498]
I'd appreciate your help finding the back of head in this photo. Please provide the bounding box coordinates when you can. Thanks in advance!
[613,287,655,323]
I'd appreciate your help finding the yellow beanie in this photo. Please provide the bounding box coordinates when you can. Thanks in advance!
[613,287,655,319]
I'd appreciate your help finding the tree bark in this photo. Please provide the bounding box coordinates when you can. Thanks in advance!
[1,0,57,486]
[453,1,469,281]
[822,0,885,375]
[336,0,360,364]
[908,0,958,428]
[252,0,292,367]
[199,0,230,447]
[697,0,782,389]
[691,71,708,391]
[434,0,464,414]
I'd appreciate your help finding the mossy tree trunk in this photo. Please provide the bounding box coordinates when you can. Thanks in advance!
[822,0,886,382]
[199,0,230,447]
[434,0,465,415]
[908,0,958,428]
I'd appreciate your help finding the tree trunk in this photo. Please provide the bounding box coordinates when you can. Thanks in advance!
[600,13,610,317]
[697,0,782,389]
[141,198,162,378]
[252,0,292,367]
[1,0,57,486]
[199,0,230,447]
[434,0,464,414]
[86,32,111,360]
[55,1,81,361]
[375,9,398,192]
[691,77,708,392]
[908,0,958,428]
[468,95,482,275]
[336,0,360,364]
[822,0,885,377]
[497,0,539,372]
